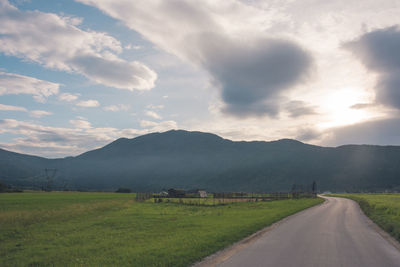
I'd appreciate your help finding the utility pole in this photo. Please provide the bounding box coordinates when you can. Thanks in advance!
[312,181,317,197]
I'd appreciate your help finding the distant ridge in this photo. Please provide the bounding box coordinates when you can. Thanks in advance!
[1,129,400,192]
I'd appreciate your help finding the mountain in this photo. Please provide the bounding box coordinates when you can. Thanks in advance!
[1,130,400,192]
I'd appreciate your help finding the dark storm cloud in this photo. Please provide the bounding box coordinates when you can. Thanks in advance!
[345,26,400,109]
[295,127,322,142]
[284,100,318,118]
[221,98,281,117]
[77,0,314,117]
[199,36,313,116]
[376,73,400,108]
[70,54,156,90]
[294,117,400,146]
[326,117,400,146]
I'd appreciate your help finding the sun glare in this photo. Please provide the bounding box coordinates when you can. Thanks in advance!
[318,88,374,129]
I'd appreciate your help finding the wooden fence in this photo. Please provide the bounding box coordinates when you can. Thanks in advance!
[136,192,153,202]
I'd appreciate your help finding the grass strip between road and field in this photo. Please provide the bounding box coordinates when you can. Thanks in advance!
[0,192,323,266]
[330,193,400,242]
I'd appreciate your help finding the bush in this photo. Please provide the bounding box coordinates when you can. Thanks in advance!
[0,181,8,192]
[0,181,23,193]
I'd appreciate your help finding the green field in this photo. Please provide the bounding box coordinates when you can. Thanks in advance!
[0,192,322,266]
[332,193,400,242]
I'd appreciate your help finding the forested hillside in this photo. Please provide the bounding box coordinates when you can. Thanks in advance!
[1,130,400,192]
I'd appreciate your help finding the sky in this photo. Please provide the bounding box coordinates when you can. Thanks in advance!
[1,0,400,158]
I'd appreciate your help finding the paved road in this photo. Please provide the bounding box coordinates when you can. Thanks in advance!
[217,197,400,267]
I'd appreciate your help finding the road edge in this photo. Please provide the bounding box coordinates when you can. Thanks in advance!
[192,197,327,267]
[342,197,400,252]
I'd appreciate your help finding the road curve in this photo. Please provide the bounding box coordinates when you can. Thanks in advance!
[215,196,400,267]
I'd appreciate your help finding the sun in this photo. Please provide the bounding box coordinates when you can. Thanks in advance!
[317,87,375,129]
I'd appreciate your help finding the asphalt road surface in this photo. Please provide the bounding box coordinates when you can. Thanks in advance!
[217,196,400,267]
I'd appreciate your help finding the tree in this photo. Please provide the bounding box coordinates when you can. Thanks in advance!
[312,181,317,193]
[0,181,8,192]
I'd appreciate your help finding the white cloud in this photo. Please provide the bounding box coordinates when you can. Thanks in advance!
[0,118,106,157]
[2,0,400,154]
[124,44,142,50]
[77,0,312,116]
[140,120,177,131]
[103,104,130,112]
[0,103,27,112]
[76,0,400,137]
[0,71,60,102]
[0,103,51,118]
[76,99,100,107]
[0,0,157,91]
[69,119,92,129]
[146,104,164,110]
[139,120,157,128]
[58,92,80,102]
[145,110,162,120]
[29,110,52,118]
[0,118,167,157]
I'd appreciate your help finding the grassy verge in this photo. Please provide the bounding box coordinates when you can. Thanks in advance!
[331,193,400,242]
[0,192,322,266]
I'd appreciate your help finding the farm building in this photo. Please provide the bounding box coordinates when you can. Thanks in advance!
[166,188,208,198]
[198,190,207,198]
[186,188,208,198]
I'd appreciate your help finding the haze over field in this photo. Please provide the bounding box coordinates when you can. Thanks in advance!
[1,0,400,158]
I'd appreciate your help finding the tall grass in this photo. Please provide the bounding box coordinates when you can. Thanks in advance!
[333,194,400,242]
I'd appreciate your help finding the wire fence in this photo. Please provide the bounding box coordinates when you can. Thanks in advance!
[136,191,318,206]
